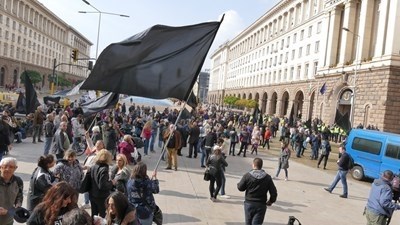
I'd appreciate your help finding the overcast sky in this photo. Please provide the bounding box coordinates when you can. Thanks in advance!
[37,0,280,70]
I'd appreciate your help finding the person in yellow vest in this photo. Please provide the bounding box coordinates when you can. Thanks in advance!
[333,125,340,143]
[63,98,70,109]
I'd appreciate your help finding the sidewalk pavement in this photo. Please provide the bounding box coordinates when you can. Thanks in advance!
[9,139,400,225]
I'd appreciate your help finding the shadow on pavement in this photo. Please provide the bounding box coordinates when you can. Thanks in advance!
[159,190,207,199]
[291,179,328,187]
[162,213,201,224]
[274,200,307,208]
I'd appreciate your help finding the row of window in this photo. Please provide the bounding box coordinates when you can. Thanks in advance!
[226,61,318,89]
[0,0,66,42]
[352,138,400,160]
[230,22,321,69]
[0,41,63,68]
[229,2,324,61]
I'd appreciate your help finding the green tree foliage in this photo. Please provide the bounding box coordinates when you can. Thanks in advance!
[223,96,240,107]
[20,70,42,84]
[246,99,258,109]
[57,75,72,87]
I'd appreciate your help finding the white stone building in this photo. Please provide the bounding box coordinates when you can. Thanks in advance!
[209,0,400,133]
[0,0,92,89]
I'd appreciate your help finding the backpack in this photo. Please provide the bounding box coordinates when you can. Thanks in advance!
[132,137,144,148]
[347,154,355,170]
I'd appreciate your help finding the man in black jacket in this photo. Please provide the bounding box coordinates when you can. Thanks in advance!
[324,145,350,198]
[187,121,200,158]
[237,158,277,225]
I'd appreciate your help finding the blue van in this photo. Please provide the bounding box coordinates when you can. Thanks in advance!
[345,129,400,180]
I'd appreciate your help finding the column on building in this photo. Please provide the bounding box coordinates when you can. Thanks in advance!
[276,98,283,117]
[374,0,390,57]
[338,0,357,65]
[384,0,400,55]
[325,6,342,67]
[357,0,375,61]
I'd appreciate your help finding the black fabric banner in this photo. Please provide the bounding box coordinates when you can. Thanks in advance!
[81,92,119,116]
[80,21,222,101]
[24,72,40,115]
[334,109,351,132]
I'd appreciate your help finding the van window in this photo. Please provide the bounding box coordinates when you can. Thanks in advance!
[385,144,400,160]
[352,137,382,155]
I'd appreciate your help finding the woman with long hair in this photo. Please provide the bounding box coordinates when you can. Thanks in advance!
[27,181,77,225]
[105,192,137,225]
[206,148,228,202]
[127,162,159,225]
[27,155,58,211]
[89,149,114,218]
[117,135,135,164]
[111,154,132,195]
[275,142,291,181]
[141,121,152,156]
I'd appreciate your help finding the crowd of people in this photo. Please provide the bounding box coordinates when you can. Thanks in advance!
[0,98,400,225]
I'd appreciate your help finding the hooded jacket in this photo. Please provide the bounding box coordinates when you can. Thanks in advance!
[366,177,400,217]
[237,169,277,204]
[53,159,83,191]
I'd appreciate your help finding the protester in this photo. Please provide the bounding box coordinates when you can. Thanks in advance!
[0,116,11,161]
[275,142,291,181]
[89,149,114,218]
[187,121,200,158]
[127,162,159,225]
[163,124,182,171]
[0,157,23,225]
[141,121,152,156]
[237,126,250,157]
[117,135,136,164]
[206,147,228,202]
[43,114,55,155]
[317,135,331,169]
[201,128,217,168]
[104,191,138,225]
[27,155,58,211]
[324,145,350,198]
[365,170,400,225]
[81,139,105,210]
[52,121,70,160]
[111,154,132,195]
[27,182,77,225]
[62,208,92,225]
[228,127,238,156]
[53,150,83,191]
[32,106,45,144]
[237,158,277,225]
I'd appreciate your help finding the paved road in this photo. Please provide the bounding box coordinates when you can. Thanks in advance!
[8,136,400,225]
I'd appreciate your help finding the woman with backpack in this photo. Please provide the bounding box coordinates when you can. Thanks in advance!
[317,135,331,170]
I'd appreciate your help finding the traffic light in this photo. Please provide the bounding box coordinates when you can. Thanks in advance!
[71,49,79,62]
[88,61,93,70]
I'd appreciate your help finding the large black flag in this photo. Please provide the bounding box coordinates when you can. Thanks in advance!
[80,20,222,101]
[24,72,40,115]
[187,91,198,109]
[81,92,119,116]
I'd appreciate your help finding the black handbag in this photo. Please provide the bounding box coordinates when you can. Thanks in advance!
[203,168,210,181]
[153,204,163,225]
[79,168,91,193]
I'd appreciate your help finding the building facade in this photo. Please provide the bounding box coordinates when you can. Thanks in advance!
[209,0,400,133]
[0,0,92,90]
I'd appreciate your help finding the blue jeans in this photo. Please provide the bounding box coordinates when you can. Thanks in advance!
[149,132,157,151]
[139,213,154,225]
[220,170,226,195]
[244,201,267,225]
[143,138,150,155]
[328,170,348,196]
[201,147,211,166]
[43,137,53,155]
[84,192,90,204]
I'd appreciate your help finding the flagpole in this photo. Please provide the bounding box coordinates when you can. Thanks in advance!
[153,100,188,173]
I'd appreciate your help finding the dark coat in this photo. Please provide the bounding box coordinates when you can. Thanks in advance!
[188,126,200,144]
[89,163,113,198]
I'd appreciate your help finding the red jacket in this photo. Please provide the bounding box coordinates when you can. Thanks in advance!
[264,130,272,140]
[118,141,134,163]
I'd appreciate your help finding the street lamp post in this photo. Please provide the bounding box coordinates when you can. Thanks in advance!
[342,27,360,128]
[79,0,129,59]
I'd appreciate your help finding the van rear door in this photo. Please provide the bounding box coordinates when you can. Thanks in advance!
[382,139,400,176]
